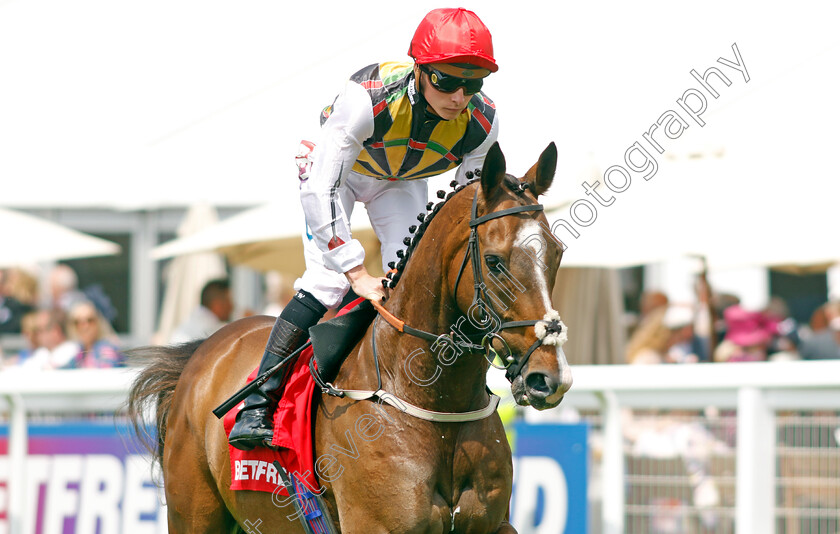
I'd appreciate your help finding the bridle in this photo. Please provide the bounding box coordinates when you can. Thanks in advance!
[312,184,566,423]
[373,184,565,382]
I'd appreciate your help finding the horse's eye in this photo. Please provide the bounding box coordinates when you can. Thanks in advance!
[484,254,504,272]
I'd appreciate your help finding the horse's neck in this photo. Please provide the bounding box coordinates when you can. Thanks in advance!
[372,207,491,413]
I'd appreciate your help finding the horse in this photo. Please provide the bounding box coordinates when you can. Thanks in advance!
[127,141,573,533]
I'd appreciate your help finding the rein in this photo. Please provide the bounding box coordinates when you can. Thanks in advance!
[313,186,566,423]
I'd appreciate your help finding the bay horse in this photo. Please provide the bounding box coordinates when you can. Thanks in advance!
[128,142,572,533]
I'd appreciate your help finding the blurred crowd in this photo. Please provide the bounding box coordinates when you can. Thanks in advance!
[618,285,840,530]
[4,262,839,372]
[625,288,840,365]
[0,265,300,371]
[0,265,125,370]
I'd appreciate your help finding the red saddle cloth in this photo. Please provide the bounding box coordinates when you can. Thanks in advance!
[222,298,364,495]
[223,345,317,495]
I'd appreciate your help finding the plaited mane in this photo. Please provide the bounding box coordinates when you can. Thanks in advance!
[383,170,530,289]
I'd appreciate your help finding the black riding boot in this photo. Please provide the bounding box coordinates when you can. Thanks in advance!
[229,290,326,451]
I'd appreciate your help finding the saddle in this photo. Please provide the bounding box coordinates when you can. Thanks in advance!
[308,298,376,384]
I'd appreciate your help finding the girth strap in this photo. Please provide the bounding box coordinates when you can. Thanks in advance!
[340,388,501,423]
[311,316,501,423]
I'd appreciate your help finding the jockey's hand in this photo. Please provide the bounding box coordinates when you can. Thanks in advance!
[345,264,389,302]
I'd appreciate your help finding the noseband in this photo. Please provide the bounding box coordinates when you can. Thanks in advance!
[373,185,566,382]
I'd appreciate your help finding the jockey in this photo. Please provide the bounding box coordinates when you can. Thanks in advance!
[229,7,500,450]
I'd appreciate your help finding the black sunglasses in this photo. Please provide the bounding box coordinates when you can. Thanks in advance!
[420,65,484,96]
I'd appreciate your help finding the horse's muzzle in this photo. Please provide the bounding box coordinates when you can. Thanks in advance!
[510,358,572,410]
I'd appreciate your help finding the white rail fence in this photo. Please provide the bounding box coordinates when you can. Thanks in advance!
[1,361,839,533]
[546,360,840,534]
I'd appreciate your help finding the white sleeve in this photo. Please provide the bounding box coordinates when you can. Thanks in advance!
[299,80,374,274]
[454,109,499,185]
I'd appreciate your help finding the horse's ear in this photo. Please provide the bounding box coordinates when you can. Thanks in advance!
[480,142,506,200]
[524,142,557,196]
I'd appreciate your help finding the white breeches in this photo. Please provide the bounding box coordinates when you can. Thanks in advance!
[294,171,429,308]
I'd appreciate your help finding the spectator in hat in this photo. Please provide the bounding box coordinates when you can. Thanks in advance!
[663,305,702,364]
[713,305,778,362]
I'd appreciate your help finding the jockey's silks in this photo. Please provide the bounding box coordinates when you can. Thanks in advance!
[320,62,496,181]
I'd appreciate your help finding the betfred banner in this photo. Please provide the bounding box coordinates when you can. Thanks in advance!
[1,419,589,533]
[0,421,167,534]
[511,422,589,534]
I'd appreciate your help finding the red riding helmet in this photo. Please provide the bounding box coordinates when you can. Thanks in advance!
[408,8,498,73]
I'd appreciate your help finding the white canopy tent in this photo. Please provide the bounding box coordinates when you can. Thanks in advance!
[547,38,840,272]
[150,201,378,272]
[0,208,121,267]
[153,204,227,344]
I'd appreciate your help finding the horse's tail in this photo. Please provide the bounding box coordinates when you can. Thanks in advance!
[126,339,204,471]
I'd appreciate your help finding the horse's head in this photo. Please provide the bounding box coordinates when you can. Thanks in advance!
[452,142,572,410]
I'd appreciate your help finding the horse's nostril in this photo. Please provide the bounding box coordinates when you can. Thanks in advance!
[525,372,557,397]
